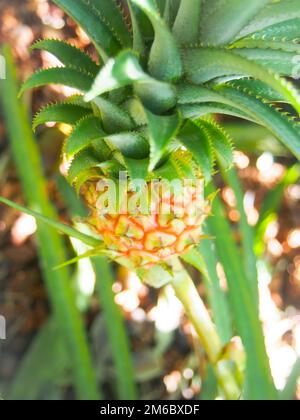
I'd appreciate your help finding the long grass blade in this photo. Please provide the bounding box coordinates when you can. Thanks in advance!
[0,45,100,400]
[0,197,102,248]
[206,184,277,400]
[222,167,259,306]
[280,358,300,401]
[8,319,69,400]
[183,246,232,345]
[92,257,137,400]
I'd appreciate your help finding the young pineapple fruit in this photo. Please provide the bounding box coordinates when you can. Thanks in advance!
[83,175,209,268]
[23,0,300,270]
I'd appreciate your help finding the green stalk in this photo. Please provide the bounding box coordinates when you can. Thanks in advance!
[92,257,137,400]
[0,45,100,400]
[206,185,277,400]
[182,246,232,345]
[170,258,241,400]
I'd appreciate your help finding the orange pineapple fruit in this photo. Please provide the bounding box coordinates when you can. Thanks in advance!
[83,179,210,269]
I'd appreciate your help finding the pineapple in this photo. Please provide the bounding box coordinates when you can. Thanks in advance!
[83,175,209,269]
[22,0,300,272]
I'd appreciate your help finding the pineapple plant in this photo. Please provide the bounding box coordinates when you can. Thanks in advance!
[2,0,300,400]
[21,0,300,272]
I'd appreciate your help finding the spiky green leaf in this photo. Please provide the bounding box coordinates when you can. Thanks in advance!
[123,157,149,180]
[65,115,104,159]
[0,197,102,248]
[199,120,234,169]
[200,0,269,45]
[106,131,150,159]
[93,97,134,133]
[127,1,145,56]
[145,109,181,170]
[216,84,300,160]
[232,47,299,77]
[89,0,132,48]
[173,0,201,44]
[182,48,300,113]
[179,102,255,122]
[52,0,121,58]
[31,39,99,75]
[67,148,100,185]
[131,0,183,81]
[228,79,285,102]
[20,67,93,96]
[85,50,176,113]
[236,0,300,39]
[33,103,92,131]
[177,121,214,183]
[250,18,300,41]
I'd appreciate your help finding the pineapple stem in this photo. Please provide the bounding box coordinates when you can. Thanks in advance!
[170,258,241,400]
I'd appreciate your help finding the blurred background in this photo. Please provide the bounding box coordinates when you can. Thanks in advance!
[0,0,300,400]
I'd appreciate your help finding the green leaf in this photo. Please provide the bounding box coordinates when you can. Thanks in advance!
[145,108,181,170]
[0,45,100,400]
[216,84,300,161]
[31,39,99,75]
[231,38,300,54]
[85,50,176,114]
[131,0,183,81]
[52,0,121,58]
[200,0,269,45]
[127,0,146,56]
[250,18,300,41]
[65,115,105,159]
[222,167,259,307]
[177,121,214,183]
[9,319,69,400]
[177,83,230,104]
[33,103,92,131]
[236,0,300,39]
[199,120,234,169]
[206,185,277,400]
[182,247,232,344]
[164,0,181,27]
[0,196,103,248]
[232,48,299,77]
[280,358,300,400]
[179,102,255,122]
[57,180,137,400]
[182,48,300,114]
[123,98,147,126]
[92,257,137,400]
[173,0,201,44]
[134,81,177,114]
[106,131,150,159]
[67,148,101,185]
[93,97,134,133]
[123,157,149,180]
[20,67,93,96]
[89,0,132,48]
[228,79,286,102]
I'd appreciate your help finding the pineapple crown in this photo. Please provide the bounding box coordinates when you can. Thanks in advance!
[21,0,300,190]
